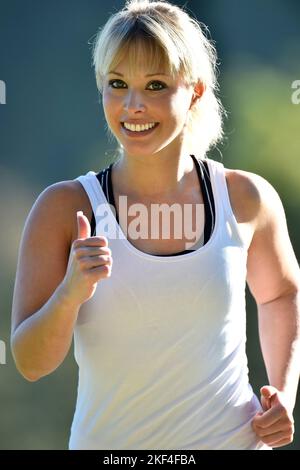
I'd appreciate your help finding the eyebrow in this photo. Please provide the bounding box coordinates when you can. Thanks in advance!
[108,71,169,77]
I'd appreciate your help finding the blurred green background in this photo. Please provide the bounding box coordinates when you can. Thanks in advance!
[0,0,299,450]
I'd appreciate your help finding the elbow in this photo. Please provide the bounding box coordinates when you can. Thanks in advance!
[11,338,43,382]
[13,357,43,382]
[19,364,43,382]
[21,370,41,382]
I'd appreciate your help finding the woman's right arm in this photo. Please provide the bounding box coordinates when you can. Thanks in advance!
[11,182,112,381]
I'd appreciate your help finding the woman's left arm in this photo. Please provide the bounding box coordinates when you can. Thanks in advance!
[245,173,300,448]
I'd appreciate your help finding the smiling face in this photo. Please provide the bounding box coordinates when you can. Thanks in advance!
[102,54,195,159]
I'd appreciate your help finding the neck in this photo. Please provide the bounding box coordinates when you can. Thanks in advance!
[112,151,195,199]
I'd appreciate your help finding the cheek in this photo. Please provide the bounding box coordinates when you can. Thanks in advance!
[165,90,192,125]
[103,94,121,126]
[175,88,193,111]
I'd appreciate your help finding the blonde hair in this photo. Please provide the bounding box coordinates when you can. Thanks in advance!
[92,0,225,158]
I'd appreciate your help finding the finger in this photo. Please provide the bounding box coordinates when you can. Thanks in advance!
[253,407,282,428]
[77,236,108,247]
[260,386,278,400]
[79,255,112,269]
[260,386,278,411]
[77,211,91,240]
[90,263,112,276]
[258,421,294,437]
[260,430,292,447]
[75,245,111,257]
[271,437,293,448]
[261,396,270,412]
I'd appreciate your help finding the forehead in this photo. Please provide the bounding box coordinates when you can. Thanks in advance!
[107,37,175,79]
[108,62,170,80]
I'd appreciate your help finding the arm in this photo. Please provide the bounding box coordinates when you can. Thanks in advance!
[257,291,300,411]
[11,181,112,382]
[245,173,300,447]
[11,182,81,381]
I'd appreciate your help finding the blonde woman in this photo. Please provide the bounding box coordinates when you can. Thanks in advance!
[11,0,299,450]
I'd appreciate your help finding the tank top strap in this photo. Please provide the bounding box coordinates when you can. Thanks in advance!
[75,170,111,232]
[94,156,215,251]
[206,158,246,248]
[190,155,216,244]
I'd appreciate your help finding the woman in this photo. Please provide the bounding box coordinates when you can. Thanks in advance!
[11,0,299,450]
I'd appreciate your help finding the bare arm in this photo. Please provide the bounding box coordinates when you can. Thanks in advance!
[12,283,81,382]
[246,175,300,407]
[257,291,300,410]
[11,182,112,381]
[245,173,300,447]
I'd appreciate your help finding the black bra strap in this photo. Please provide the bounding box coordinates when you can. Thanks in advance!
[190,155,214,244]
[91,156,215,244]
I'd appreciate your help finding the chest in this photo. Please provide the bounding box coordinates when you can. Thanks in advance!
[73,169,254,252]
[113,190,205,255]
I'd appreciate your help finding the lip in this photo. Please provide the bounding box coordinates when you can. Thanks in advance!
[121,122,159,137]
[121,120,158,125]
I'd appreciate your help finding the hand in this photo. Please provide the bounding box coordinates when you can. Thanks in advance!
[252,385,294,448]
[62,211,113,306]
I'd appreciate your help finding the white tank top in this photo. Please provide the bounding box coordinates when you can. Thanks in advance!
[69,158,271,450]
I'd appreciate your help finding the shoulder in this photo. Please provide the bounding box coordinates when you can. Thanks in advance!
[224,166,283,231]
[37,179,83,204]
[31,179,93,244]
[224,169,300,303]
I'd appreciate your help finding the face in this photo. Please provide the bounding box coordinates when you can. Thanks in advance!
[102,55,195,158]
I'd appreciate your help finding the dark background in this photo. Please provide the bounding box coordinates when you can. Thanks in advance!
[0,0,299,449]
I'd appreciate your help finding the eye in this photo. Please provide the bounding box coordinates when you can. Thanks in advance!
[108,79,126,89]
[107,79,166,91]
[147,81,166,91]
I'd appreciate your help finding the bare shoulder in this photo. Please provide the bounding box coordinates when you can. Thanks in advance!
[224,167,282,228]
[224,169,300,304]
[35,178,93,243]
[47,180,93,243]
[11,178,92,333]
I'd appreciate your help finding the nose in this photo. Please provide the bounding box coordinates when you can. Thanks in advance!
[123,90,146,113]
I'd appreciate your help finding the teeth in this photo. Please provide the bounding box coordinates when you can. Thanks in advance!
[123,122,156,132]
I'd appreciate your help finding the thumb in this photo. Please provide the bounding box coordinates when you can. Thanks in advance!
[260,385,278,400]
[260,385,278,411]
[77,211,91,240]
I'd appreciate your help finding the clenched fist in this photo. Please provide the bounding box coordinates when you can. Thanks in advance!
[252,386,295,448]
[61,211,113,306]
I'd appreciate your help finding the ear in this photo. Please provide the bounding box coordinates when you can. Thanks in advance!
[190,81,206,109]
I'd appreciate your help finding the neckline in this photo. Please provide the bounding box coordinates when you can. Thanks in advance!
[93,157,221,262]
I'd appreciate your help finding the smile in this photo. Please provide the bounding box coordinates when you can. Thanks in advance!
[121,122,159,136]
[122,122,157,131]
